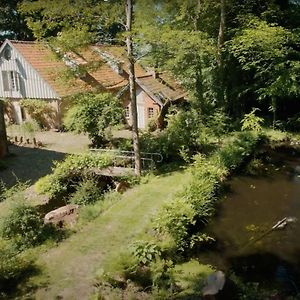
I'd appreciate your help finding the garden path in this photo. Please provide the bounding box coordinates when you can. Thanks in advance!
[31,169,190,300]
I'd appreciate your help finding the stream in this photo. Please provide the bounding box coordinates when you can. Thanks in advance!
[199,147,300,295]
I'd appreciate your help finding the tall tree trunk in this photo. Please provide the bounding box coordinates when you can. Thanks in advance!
[125,0,141,176]
[193,0,201,31]
[217,0,225,67]
[0,101,8,158]
[217,0,225,106]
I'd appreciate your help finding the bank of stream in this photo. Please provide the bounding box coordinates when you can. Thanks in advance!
[199,146,300,296]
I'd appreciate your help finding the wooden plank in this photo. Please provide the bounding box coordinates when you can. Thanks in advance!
[90,166,136,177]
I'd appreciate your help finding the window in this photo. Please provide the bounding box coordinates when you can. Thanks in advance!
[125,106,130,118]
[3,48,11,60]
[2,71,19,92]
[148,107,154,119]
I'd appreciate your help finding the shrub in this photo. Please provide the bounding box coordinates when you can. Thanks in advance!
[0,241,36,293]
[0,181,28,203]
[138,109,214,163]
[0,202,56,249]
[130,240,161,266]
[63,93,124,146]
[150,258,175,290]
[20,99,54,128]
[35,152,113,199]
[241,108,263,132]
[70,179,103,205]
[154,131,260,251]
[154,199,196,249]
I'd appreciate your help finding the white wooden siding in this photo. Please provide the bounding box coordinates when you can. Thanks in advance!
[0,43,59,100]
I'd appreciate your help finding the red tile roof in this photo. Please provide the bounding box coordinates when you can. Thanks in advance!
[9,41,187,104]
[92,45,148,78]
[11,41,127,98]
[137,74,187,104]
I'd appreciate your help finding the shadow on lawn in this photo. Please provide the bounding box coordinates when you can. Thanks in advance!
[0,145,66,187]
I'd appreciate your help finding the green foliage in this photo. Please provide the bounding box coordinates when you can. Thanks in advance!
[70,179,103,206]
[0,241,35,293]
[63,93,123,146]
[20,99,54,128]
[0,0,33,41]
[78,191,121,224]
[35,152,113,199]
[207,109,230,140]
[149,258,175,290]
[20,0,124,42]
[230,19,300,121]
[154,132,259,251]
[241,108,264,132]
[155,199,196,249]
[0,181,29,203]
[0,202,56,249]
[189,233,215,249]
[245,158,264,175]
[139,108,214,163]
[130,240,161,266]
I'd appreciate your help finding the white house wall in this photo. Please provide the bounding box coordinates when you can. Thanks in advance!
[0,43,59,100]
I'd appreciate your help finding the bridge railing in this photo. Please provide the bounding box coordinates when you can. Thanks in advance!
[90,149,163,170]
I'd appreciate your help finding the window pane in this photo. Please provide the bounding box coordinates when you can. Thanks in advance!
[2,71,9,91]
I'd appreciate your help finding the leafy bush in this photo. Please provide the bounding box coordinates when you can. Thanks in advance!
[70,179,103,205]
[138,109,214,163]
[63,93,124,146]
[20,99,54,128]
[0,241,36,293]
[35,152,113,199]
[154,131,260,251]
[206,109,230,141]
[0,202,56,249]
[130,240,161,266]
[155,199,196,249]
[0,181,28,203]
[241,108,263,132]
[150,258,175,290]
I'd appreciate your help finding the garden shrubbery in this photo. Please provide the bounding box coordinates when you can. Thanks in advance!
[35,152,113,199]
[154,131,260,251]
[0,202,58,250]
[63,93,124,147]
[70,179,103,205]
[0,241,36,293]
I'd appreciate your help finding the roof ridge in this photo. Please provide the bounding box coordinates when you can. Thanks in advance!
[9,40,39,44]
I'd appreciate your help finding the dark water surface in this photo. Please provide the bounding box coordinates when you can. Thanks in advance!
[200,150,300,292]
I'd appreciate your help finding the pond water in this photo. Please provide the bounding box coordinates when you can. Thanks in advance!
[199,148,300,294]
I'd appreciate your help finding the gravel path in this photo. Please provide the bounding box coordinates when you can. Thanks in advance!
[0,132,90,187]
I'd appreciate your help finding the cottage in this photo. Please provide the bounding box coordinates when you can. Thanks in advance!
[0,39,187,129]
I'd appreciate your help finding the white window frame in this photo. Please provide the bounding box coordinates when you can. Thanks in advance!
[125,106,130,119]
[148,107,154,119]
[2,70,20,92]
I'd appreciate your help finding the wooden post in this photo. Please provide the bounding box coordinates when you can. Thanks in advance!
[0,100,8,158]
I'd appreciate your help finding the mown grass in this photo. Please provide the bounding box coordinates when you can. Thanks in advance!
[23,168,201,299]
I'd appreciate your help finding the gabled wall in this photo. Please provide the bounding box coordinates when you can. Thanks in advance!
[0,42,59,100]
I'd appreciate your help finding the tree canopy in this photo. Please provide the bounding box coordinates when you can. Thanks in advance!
[1,0,299,132]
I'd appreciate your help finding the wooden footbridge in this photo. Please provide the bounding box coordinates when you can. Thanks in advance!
[90,149,163,177]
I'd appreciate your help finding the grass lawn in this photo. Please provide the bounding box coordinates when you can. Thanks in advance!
[28,169,194,299]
